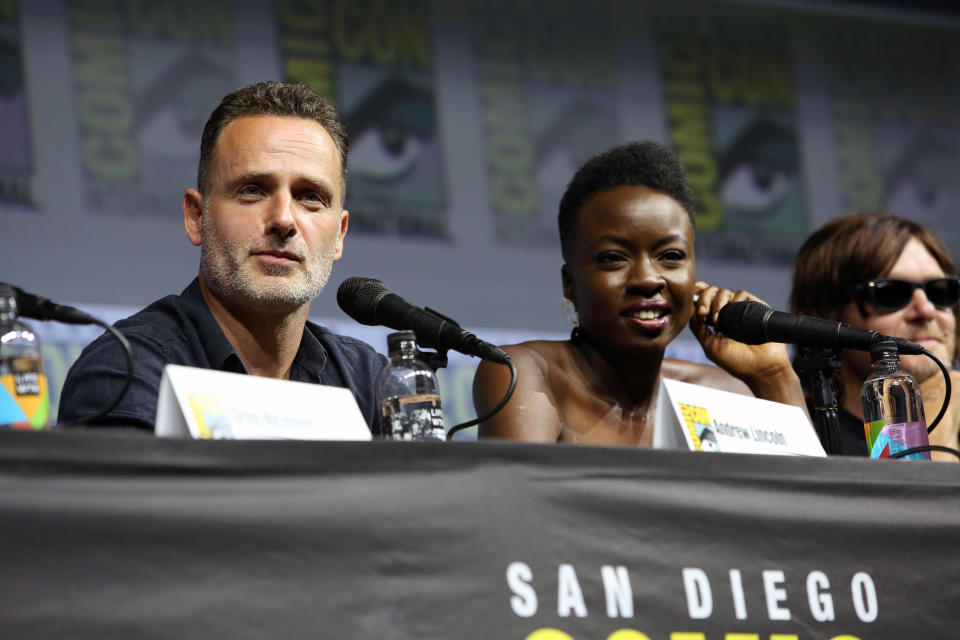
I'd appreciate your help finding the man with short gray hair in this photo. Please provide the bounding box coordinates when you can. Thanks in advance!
[60,81,386,432]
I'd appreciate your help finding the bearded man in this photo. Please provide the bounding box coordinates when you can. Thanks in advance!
[790,212,960,461]
[59,81,387,432]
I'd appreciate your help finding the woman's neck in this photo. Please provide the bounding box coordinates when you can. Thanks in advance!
[575,338,666,412]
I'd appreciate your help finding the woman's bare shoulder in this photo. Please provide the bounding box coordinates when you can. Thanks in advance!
[502,340,571,366]
[662,358,751,395]
[473,340,572,442]
[480,340,581,401]
[474,340,572,394]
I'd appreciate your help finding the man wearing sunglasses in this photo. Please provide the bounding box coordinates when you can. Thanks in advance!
[790,212,960,461]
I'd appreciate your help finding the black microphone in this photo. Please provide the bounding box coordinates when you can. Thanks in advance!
[336,277,510,364]
[716,300,924,355]
[0,282,95,325]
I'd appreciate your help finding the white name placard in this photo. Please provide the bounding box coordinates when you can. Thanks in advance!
[655,378,825,456]
[155,364,371,440]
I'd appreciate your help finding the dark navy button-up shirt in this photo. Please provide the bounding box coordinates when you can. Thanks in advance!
[58,278,387,434]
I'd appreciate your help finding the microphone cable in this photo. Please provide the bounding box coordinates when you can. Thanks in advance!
[0,283,135,429]
[889,347,958,460]
[889,445,960,461]
[921,347,950,436]
[61,315,134,428]
[446,356,517,441]
[712,299,956,461]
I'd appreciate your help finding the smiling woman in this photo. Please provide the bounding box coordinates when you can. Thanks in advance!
[472,141,808,445]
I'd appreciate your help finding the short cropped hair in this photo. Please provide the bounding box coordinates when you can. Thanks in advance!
[197,81,348,197]
[790,212,959,365]
[557,141,695,262]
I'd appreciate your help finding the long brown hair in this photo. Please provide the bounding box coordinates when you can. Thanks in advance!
[790,211,959,362]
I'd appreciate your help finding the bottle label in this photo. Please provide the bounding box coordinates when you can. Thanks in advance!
[864,419,930,461]
[0,356,50,430]
[381,393,445,441]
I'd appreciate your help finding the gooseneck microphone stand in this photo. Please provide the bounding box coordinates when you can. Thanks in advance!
[794,350,844,455]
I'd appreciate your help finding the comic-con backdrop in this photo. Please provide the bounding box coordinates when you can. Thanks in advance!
[2,0,958,429]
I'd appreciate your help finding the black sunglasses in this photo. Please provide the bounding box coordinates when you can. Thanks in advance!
[853,277,960,311]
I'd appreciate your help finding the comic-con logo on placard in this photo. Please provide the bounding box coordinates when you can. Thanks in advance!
[678,402,718,452]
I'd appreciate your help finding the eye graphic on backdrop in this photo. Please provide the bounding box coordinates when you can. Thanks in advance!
[344,76,436,184]
[717,116,799,217]
[534,99,620,179]
[351,123,423,180]
[884,138,954,219]
[134,54,238,137]
[720,162,790,211]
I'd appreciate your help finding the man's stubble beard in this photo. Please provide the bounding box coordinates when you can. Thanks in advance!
[199,208,336,310]
[901,347,953,384]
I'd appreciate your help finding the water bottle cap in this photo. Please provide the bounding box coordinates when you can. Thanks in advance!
[869,340,899,363]
[386,330,417,352]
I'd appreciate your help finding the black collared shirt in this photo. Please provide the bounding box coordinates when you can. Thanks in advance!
[836,407,868,456]
[58,279,387,434]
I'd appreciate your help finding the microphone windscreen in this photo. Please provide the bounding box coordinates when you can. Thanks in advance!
[337,277,390,325]
[716,300,771,345]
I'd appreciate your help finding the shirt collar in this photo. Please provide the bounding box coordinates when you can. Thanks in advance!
[291,323,328,380]
[181,277,327,379]
[181,278,246,373]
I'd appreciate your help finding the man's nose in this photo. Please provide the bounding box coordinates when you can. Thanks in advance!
[907,286,938,321]
[265,194,297,239]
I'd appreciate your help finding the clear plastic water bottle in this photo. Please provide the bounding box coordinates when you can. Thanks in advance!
[376,330,445,441]
[861,341,929,460]
[0,284,50,429]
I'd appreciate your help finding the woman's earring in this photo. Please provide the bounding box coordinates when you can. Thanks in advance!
[562,298,579,327]
[563,298,585,345]
[570,326,585,345]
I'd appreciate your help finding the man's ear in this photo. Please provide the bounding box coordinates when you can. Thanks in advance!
[561,263,575,306]
[183,189,204,247]
[332,209,349,262]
